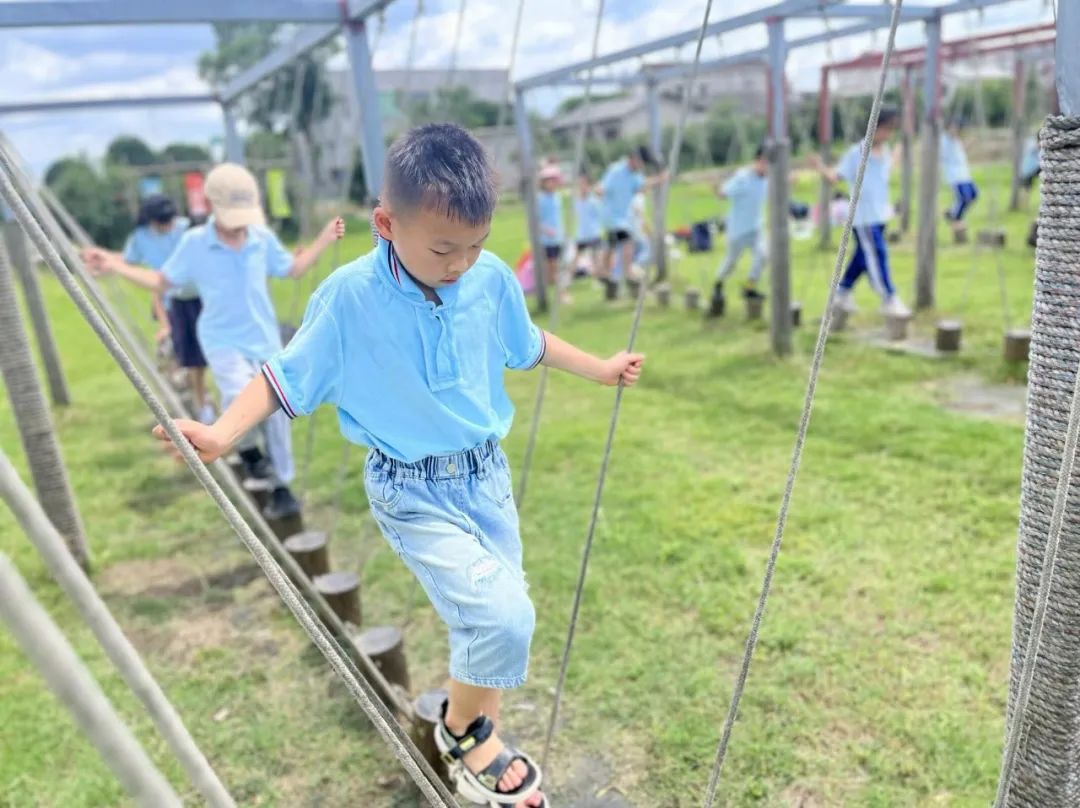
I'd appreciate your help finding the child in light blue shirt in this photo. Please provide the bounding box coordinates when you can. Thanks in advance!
[535,163,568,304]
[154,125,644,808]
[708,146,769,318]
[941,119,978,236]
[573,173,603,277]
[813,106,909,317]
[86,163,343,522]
[598,145,667,300]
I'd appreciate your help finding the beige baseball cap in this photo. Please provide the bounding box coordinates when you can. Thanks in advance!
[204,163,266,229]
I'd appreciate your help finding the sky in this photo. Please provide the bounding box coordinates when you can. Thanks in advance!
[0,0,1055,177]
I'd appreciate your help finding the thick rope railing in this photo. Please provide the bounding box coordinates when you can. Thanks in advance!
[993,114,1080,808]
[515,0,606,507]
[541,0,715,771]
[702,2,904,803]
[0,552,183,808]
[0,447,235,807]
[0,157,458,808]
[0,143,417,725]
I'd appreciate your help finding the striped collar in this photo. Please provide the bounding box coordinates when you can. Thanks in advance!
[377,238,460,307]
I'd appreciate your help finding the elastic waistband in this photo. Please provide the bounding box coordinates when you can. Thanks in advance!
[367,439,501,481]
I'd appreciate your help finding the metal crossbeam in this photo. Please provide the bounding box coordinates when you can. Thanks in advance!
[0,95,218,116]
[0,0,349,27]
[1061,0,1078,115]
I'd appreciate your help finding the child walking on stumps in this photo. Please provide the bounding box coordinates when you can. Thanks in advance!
[84,164,344,522]
[598,145,667,300]
[154,125,643,808]
[536,163,570,305]
[811,106,910,318]
[940,118,978,240]
[707,145,769,318]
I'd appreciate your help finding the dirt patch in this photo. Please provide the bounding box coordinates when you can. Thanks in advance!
[98,557,194,597]
[930,375,1027,424]
[780,784,824,807]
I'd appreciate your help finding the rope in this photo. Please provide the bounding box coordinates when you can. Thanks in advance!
[540,0,714,771]
[515,0,606,508]
[701,2,904,803]
[400,0,424,116]
[993,115,1080,807]
[441,0,469,117]
[488,0,529,174]
[0,153,459,808]
[0,552,184,808]
[0,447,235,807]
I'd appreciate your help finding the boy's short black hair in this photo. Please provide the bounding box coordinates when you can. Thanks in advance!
[754,144,766,160]
[384,123,497,225]
[635,144,662,170]
[876,106,899,129]
[138,194,177,226]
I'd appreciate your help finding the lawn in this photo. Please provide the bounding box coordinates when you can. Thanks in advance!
[0,159,1038,806]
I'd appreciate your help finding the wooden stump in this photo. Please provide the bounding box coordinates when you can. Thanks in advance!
[884,313,912,342]
[654,284,671,307]
[1004,329,1031,363]
[411,688,452,787]
[684,288,701,311]
[224,453,246,480]
[790,301,802,328]
[357,625,411,710]
[242,477,273,510]
[952,226,969,245]
[830,307,849,333]
[266,511,303,541]
[625,279,641,300]
[284,531,330,579]
[603,279,618,301]
[935,320,962,353]
[887,229,901,244]
[977,228,1007,249]
[745,296,763,320]
[315,571,362,628]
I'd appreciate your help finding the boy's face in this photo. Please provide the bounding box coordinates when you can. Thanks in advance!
[577,177,590,193]
[374,204,490,288]
[540,177,559,192]
[752,157,768,176]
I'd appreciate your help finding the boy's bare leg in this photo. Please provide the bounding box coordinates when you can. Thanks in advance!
[190,367,208,409]
[620,239,635,281]
[446,680,544,806]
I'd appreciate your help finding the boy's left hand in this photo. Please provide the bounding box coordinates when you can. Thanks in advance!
[320,216,346,245]
[599,351,644,387]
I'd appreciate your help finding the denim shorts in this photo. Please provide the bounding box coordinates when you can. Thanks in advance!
[364,439,535,689]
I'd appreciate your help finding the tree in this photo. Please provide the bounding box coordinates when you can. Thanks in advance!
[105,136,157,167]
[44,157,134,249]
[404,87,511,130]
[557,92,626,115]
[159,143,212,164]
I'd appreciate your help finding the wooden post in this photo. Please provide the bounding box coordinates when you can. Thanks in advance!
[915,16,943,311]
[900,65,915,235]
[790,301,802,327]
[1004,329,1031,363]
[284,531,331,579]
[935,320,962,353]
[410,688,452,787]
[1008,56,1029,213]
[817,66,833,250]
[515,88,548,313]
[655,283,671,307]
[684,288,701,310]
[645,78,668,283]
[767,19,793,357]
[241,477,273,510]
[746,295,764,320]
[315,571,362,628]
[357,625,411,711]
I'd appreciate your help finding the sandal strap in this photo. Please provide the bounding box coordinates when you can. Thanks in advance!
[438,706,494,764]
[473,746,538,795]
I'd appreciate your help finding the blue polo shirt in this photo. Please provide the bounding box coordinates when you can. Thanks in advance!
[600,159,644,232]
[537,190,564,247]
[161,217,293,361]
[838,142,893,227]
[723,168,767,240]
[262,239,545,463]
[939,133,972,185]
[123,217,195,300]
[574,193,602,242]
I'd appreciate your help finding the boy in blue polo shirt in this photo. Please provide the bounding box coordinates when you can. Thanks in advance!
[812,106,909,317]
[121,195,214,423]
[536,163,569,305]
[573,172,603,278]
[85,163,344,521]
[707,145,769,318]
[941,118,978,240]
[154,124,643,808]
[598,145,667,300]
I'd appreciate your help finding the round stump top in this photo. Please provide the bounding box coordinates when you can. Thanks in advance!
[414,688,449,722]
[314,570,359,595]
[937,319,962,331]
[284,531,328,553]
[358,625,404,655]
[242,476,274,493]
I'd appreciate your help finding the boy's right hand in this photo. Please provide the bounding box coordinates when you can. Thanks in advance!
[80,246,112,276]
[151,419,228,464]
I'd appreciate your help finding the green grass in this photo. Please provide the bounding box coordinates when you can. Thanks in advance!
[0,160,1038,806]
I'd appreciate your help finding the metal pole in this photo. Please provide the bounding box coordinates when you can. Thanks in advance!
[914,14,941,311]
[817,66,832,249]
[515,87,548,312]
[0,553,183,808]
[767,17,791,357]
[1008,54,1028,212]
[3,220,69,406]
[1059,0,1080,116]
[900,64,915,234]
[344,18,386,201]
[222,104,244,165]
[0,447,235,808]
[645,78,668,282]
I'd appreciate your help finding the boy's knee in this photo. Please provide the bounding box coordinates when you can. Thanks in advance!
[486,588,535,652]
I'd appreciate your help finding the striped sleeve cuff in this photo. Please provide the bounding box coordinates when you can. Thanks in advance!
[523,328,547,371]
[262,362,299,419]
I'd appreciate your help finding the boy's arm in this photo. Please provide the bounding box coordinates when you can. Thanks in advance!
[83,247,170,294]
[808,153,840,184]
[152,294,169,340]
[539,330,644,387]
[643,171,670,189]
[287,217,345,279]
[152,375,280,463]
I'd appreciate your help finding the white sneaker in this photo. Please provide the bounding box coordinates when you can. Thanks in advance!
[880,296,911,317]
[834,290,858,314]
[197,403,216,425]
